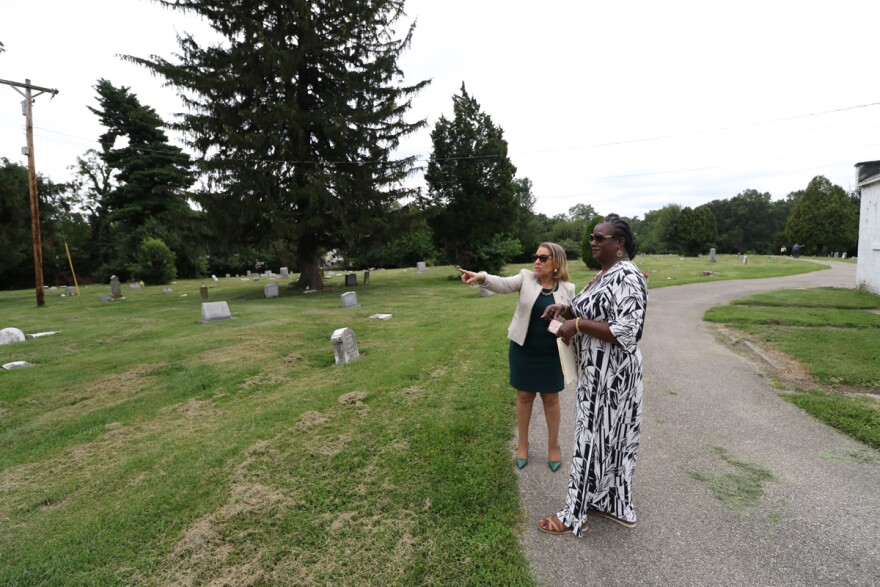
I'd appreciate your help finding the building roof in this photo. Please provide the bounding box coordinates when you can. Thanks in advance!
[855,160,880,187]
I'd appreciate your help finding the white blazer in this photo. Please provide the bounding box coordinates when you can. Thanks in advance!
[478,268,576,346]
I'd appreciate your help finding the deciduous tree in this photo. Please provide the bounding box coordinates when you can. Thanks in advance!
[785,176,857,255]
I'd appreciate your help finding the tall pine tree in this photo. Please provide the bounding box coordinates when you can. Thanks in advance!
[89,80,199,280]
[128,0,428,289]
[424,84,520,272]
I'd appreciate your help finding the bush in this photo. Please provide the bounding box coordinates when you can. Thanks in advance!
[127,237,177,284]
[475,234,522,275]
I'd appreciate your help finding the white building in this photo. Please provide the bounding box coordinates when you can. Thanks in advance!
[855,160,880,294]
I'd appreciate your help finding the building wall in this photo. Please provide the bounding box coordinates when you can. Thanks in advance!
[856,175,880,294]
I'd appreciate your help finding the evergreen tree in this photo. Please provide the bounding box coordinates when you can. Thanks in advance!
[785,176,857,255]
[424,84,520,272]
[128,0,428,290]
[88,80,200,280]
[674,205,717,256]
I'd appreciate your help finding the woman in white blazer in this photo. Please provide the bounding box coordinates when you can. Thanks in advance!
[459,242,575,471]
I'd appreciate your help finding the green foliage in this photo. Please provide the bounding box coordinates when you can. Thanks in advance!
[706,189,790,254]
[474,234,523,275]
[637,204,681,254]
[129,0,429,290]
[425,84,520,270]
[785,176,858,256]
[0,159,32,285]
[580,215,603,270]
[88,80,201,280]
[674,205,717,256]
[127,237,177,284]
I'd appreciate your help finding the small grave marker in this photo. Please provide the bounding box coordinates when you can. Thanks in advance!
[345,273,357,286]
[110,275,123,299]
[199,285,209,301]
[280,267,289,278]
[479,287,494,297]
[200,301,233,324]
[0,327,26,346]
[331,327,360,365]
[363,270,370,285]
[709,248,717,263]
[417,261,427,273]
[264,282,279,298]
[341,291,360,308]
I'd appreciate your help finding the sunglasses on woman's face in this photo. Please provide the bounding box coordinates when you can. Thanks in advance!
[588,233,616,243]
[532,254,552,262]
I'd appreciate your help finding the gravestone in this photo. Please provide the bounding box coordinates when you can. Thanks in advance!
[331,327,360,365]
[240,277,249,282]
[129,283,142,290]
[264,282,279,298]
[345,273,357,287]
[341,291,360,308]
[368,313,392,320]
[162,288,173,294]
[199,285,209,301]
[110,275,123,299]
[417,261,427,273]
[65,286,75,296]
[834,252,840,258]
[0,327,26,346]
[842,252,847,259]
[200,301,233,324]
[100,295,112,302]
[743,255,748,265]
[709,248,717,263]
[2,361,32,370]
[363,270,370,285]
[280,267,289,278]
[247,270,252,276]
[226,274,231,279]
[212,274,219,282]
[479,287,495,297]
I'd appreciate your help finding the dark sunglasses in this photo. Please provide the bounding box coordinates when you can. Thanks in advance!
[532,254,552,262]
[589,233,617,243]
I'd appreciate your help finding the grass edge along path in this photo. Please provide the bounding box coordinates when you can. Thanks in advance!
[704,287,880,451]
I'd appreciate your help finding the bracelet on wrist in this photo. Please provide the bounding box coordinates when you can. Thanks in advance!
[575,317,581,333]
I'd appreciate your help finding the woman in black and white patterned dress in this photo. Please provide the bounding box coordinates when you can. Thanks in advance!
[536,214,648,536]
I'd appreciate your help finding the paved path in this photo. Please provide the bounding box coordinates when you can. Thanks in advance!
[519,260,880,586]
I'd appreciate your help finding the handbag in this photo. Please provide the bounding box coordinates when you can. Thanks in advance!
[557,338,577,386]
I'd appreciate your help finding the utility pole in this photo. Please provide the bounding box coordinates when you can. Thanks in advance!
[1,78,59,306]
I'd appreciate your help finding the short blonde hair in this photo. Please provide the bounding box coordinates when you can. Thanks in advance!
[540,242,569,282]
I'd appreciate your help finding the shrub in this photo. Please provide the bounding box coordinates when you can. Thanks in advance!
[127,237,177,284]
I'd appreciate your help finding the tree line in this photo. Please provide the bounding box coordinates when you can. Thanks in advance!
[0,1,860,291]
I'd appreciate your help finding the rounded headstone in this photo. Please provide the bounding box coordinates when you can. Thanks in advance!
[0,327,26,346]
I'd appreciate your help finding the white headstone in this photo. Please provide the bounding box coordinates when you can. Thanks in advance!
[280,267,289,277]
[241,277,249,282]
[226,274,231,279]
[212,274,219,282]
[416,261,427,273]
[341,291,360,308]
[709,248,717,263]
[368,314,393,320]
[264,282,279,298]
[331,327,360,365]
[743,255,748,265]
[2,361,32,370]
[129,283,142,290]
[479,287,495,297]
[0,327,26,346]
[110,275,123,299]
[842,252,847,259]
[200,301,233,324]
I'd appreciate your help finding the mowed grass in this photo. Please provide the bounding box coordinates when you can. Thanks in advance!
[704,287,880,449]
[0,256,830,585]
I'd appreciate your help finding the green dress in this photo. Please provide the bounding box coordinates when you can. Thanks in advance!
[509,293,564,393]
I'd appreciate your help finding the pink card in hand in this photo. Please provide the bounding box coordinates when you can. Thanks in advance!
[547,318,563,334]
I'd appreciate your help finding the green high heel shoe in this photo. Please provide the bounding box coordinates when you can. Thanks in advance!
[515,458,528,469]
[548,460,561,472]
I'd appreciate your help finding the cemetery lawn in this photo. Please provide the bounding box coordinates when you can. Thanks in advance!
[0,258,834,585]
[626,254,826,288]
[705,288,880,450]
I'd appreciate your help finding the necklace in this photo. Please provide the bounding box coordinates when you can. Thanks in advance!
[540,281,559,296]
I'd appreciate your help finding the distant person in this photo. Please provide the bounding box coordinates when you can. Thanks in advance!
[780,245,787,255]
[536,215,648,536]
[459,243,575,472]
[792,244,801,259]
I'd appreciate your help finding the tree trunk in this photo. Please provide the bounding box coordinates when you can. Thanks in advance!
[297,255,323,290]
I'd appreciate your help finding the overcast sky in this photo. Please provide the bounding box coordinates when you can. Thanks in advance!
[2,0,879,219]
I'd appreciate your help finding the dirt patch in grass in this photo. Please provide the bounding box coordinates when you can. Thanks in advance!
[36,364,158,422]
[241,372,289,389]
[295,411,329,431]
[161,439,290,586]
[712,325,874,396]
[338,391,367,406]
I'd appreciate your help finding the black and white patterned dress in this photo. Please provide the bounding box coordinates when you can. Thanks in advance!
[557,260,648,536]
